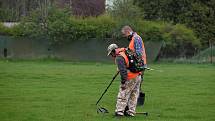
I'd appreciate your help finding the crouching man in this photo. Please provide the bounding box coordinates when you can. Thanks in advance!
[107,44,141,117]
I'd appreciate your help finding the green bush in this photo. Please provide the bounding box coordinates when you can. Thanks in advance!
[162,24,201,57]
[47,14,116,44]
[134,21,165,42]
[46,7,72,43]
[71,15,116,40]
[0,23,11,35]
[11,7,117,44]
[0,7,201,57]
[0,23,21,36]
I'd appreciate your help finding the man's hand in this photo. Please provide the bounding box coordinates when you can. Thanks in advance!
[121,80,126,90]
[121,83,126,90]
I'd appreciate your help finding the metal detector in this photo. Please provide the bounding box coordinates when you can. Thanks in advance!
[96,71,119,114]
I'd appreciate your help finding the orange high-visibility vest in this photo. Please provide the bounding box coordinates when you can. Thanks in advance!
[116,48,140,80]
[129,35,147,65]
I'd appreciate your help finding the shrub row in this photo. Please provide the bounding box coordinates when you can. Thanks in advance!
[0,8,201,57]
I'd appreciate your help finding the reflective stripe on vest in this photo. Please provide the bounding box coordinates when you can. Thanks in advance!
[119,51,139,80]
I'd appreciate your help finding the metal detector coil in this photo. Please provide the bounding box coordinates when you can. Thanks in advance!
[96,71,119,114]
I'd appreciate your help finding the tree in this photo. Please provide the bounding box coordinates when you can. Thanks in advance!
[0,0,55,22]
[108,0,143,19]
[135,0,215,48]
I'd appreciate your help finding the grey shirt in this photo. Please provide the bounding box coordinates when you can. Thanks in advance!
[115,56,128,84]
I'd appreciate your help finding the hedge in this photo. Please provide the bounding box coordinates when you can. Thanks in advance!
[0,8,201,57]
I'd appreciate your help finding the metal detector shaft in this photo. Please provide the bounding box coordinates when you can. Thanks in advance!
[96,71,119,105]
[136,112,148,115]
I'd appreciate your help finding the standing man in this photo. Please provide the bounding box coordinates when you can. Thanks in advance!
[121,25,147,67]
[107,44,141,117]
[121,25,147,105]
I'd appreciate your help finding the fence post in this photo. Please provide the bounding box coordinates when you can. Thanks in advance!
[210,39,213,64]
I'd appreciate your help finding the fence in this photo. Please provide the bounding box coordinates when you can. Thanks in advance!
[0,35,163,62]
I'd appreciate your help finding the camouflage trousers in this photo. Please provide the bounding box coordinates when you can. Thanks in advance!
[115,75,141,114]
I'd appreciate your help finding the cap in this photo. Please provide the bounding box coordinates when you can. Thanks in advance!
[107,44,118,56]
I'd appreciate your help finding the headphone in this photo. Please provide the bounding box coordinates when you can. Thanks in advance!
[127,32,134,41]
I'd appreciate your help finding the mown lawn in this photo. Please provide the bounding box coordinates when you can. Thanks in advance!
[0,60,214,121]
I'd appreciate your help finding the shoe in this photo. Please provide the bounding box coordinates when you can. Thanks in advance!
[125,111,135,117]
[115,112,124,117]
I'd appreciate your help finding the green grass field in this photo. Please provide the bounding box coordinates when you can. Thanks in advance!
[0,60,214,121]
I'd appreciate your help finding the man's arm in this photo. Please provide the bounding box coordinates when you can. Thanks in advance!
[134,36,143,57]
[134,35,147,66]
[115,56,127,84]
